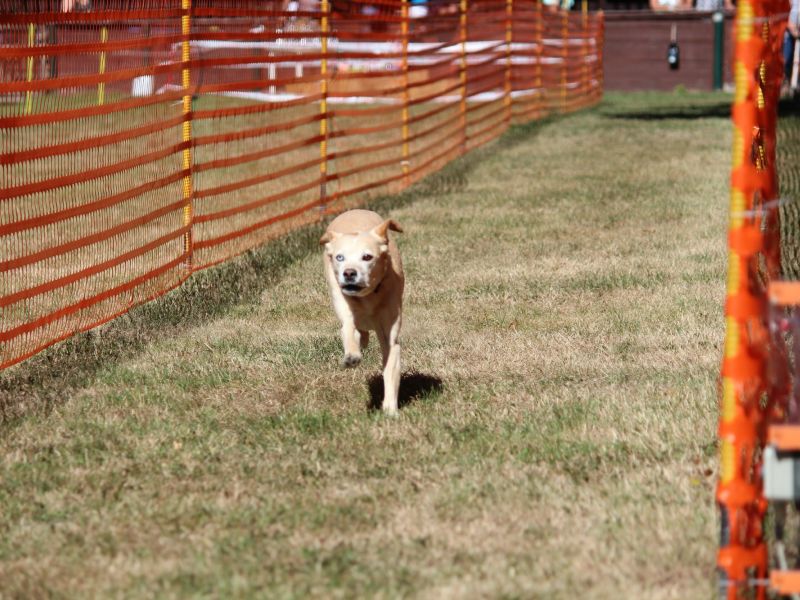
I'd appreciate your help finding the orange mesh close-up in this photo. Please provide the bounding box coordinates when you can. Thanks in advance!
[0,0,604,370]
[717,0,794,597]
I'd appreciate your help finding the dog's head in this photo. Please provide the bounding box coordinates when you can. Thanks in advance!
[320,219,403,297]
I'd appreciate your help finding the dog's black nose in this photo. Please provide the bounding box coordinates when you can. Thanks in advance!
[343,269,357,281]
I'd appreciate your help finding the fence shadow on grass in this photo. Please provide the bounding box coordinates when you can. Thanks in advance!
[0,115,553,428]
[602,102,731,121]
[367,371,444,412]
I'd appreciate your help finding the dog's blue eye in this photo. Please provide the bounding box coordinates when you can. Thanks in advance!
[335,254,344,262]
[362,254,373,262]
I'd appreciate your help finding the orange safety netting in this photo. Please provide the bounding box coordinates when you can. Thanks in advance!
[717,0,790,596]
[0,0,603,370]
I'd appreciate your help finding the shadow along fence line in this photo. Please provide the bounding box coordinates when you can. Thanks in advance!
[0,0,604,370]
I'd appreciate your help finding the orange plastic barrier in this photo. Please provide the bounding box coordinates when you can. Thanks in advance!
[717,0,790,596]
[0,0,603,369]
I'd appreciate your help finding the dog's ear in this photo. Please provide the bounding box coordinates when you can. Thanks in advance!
[319,230,340,246]
[371,219,403,241]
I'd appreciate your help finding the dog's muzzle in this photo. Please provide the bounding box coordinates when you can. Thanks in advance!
[340,282,366,295]
[339,267,367,295]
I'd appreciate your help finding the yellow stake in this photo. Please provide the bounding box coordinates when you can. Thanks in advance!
[25,23,35,115]
[535,0,543,115]
[98,26,108,105]
[582,0,588,97]
[320,0,329,211]
[402,0,410,186]
[460,0,468,153]
[181,0,193,268]
[561,9,567,111]
[505,0,513,126]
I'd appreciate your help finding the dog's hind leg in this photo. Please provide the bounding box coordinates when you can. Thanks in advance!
[359,330,369,351]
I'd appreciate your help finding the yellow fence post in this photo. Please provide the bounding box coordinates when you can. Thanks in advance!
[535,0,543,115]
[582,0,588,102]
[460,0,468,153]
[320,0,329,213]
[561,7,567,111]
[25,23,35,115]
[505,0,513,126]
[402,0,410,187]
[98,26,108,105]
[181,0,193,270]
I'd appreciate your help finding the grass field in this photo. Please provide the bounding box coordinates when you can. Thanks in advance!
[0,90,730,599]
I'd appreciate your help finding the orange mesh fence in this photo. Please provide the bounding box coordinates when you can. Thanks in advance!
[716,0,791,597]
[0,0,603,370]
[1,1,190,370]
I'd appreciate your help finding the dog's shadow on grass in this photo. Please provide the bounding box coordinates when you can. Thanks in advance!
[367,371,444,412]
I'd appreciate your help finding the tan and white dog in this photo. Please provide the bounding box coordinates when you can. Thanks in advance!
[320,209,404,414]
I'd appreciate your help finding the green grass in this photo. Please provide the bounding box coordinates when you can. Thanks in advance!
[0,90,731,599]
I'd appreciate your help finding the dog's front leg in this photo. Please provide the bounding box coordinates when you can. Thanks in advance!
[378,318,401,415]
[333,293,361,367]
[325,256,361,368]
[340,320,362,368]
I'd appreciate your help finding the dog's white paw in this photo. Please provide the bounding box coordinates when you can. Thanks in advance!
[341,353,362,368]
[382,404,398,416]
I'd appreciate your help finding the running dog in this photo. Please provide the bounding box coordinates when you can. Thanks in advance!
[320,209,404,414]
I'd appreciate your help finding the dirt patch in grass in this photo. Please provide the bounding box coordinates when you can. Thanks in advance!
[0,91,729,598]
